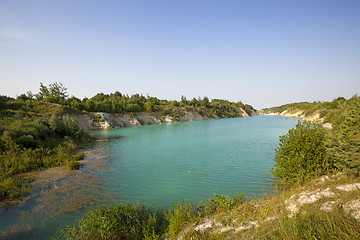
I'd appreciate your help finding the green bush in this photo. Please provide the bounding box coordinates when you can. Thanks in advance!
[0,176,33,200]
[73,152,85,161]
[208,193,244,212]
[58,204,164,240]
[165,202,199,238]
[66,161,80,171]
[271,120,330,189]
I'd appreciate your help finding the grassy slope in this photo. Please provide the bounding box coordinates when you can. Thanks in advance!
[175,174,360,239]
[261,96,352,127]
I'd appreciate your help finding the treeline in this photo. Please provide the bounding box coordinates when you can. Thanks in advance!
[2,82,255,118]
[272,95,360,189]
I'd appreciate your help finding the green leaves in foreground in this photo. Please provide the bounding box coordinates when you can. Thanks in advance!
[208,193,244,212]
[58,204,165,240]
[271,120,330,189]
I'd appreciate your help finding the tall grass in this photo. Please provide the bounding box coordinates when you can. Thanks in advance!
[257,205,360,239]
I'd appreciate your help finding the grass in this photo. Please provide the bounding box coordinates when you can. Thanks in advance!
[163,174,360,239]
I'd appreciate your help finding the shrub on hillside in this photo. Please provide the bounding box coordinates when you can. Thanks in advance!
[271,120,330,189]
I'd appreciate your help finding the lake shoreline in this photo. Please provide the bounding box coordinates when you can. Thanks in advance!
[69,108,253,131]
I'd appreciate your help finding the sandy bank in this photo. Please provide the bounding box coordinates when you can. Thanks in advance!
[258,109,332,128]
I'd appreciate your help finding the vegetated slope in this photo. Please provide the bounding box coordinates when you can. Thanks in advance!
[55,95,360,239]
[0,110,90,204]
[259,96,357,128]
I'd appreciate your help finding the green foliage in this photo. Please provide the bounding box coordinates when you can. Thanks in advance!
[127,103,142,112]
[208,193,244,212]
[0,176,33,200]
[327,95,360,176]
[66,161,80,171]
[164,202,199,238]
[0,114,90,201]
[56,194,246,240]
[73,152,85,161]
[271,120,329,189]
[2,82,254,121]
[58,204,164,240]
[262,96,348,126]
[262,206,360,239]
[37,82,68,103]
[264,95,360,179]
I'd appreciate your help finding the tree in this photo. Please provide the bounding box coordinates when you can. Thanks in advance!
[49,82,68,100]
[200,97,209,107]
[37,82,50,100]
[85,99,96,112]
[180,95,188,106]
[0,95,11,110]
[36,82,68,103]
[144,101,156,112]
[271,120,329,189]
[328,96,360,176]
[126,103,142,112]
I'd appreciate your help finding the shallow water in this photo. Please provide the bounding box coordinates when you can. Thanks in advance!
[0,115,298,239]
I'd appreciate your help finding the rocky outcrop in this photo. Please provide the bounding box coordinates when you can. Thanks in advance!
[190,174,360,238]
[69,109,251,130]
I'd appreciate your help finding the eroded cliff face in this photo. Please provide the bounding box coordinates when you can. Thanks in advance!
[69,109,251,130]
[258,109,332,128]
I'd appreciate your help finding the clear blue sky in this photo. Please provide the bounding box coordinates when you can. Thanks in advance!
[1,0,359,109]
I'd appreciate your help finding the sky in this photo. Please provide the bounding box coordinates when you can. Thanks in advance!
[0,0,359,109]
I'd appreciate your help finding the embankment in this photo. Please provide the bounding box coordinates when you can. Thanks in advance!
[258,109,332,128]
[69,108,251,130]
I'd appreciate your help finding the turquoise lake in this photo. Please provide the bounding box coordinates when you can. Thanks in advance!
[0,115,298,239]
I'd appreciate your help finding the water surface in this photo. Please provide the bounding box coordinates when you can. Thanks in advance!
[96,115,298,206]
[0,115,298,239]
